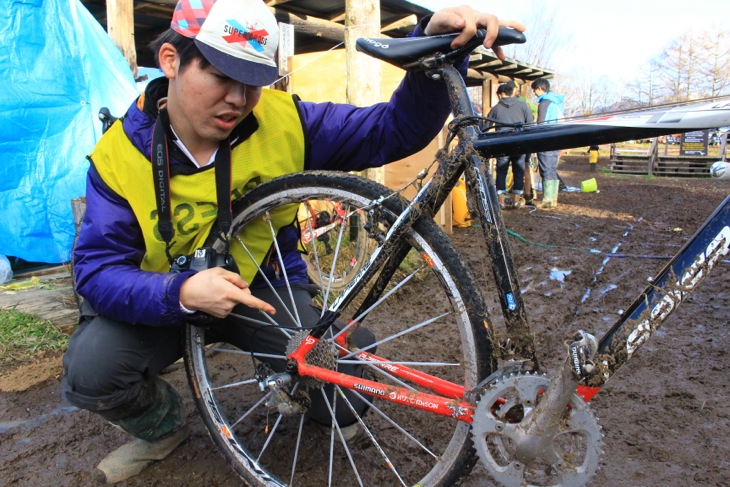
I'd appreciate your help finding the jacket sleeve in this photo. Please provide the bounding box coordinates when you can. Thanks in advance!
[73,165,196,326]
[299,19,460,172]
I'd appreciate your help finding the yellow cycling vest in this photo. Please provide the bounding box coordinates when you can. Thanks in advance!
[90,89,305,284]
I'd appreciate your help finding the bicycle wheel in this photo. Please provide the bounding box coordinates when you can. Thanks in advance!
[298,200,375,292]
[184,171,495,486]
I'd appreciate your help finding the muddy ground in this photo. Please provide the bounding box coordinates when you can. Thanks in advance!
[1,155,729,486]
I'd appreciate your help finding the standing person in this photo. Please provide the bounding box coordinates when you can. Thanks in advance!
[487,81,534,208]
[531,78,565,208]
[588,144,600,171]
[61,0,524,483]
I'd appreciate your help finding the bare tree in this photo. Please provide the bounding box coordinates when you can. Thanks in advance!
[504,4,572,68]
[651,29,729,102]
[657,33,692,102]
[698,29,730,97]
[512,12,729,113]
[556,70,619,116]
[628,59,662,106]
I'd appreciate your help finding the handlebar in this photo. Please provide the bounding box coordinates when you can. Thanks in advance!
[98,107,119,134]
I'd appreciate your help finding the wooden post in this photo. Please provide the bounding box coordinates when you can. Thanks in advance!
[648,137,659,176]
[482,79,492,116]
[105,0,137,78]
[345,0,382,184]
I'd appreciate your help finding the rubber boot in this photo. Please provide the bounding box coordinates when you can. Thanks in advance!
[536,180,559,209]
[95,379,188,484]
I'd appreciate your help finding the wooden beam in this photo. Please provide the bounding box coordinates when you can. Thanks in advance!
[265,0,295,7]
[494,63,518,72]
[272,10,347,45]
[345,0,383,184]
[470,59,503,70]
[381,14,417,33]
[106,0,137,77]
[328,13,347,23]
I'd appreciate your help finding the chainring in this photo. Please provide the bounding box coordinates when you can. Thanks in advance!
[471,371,603,487]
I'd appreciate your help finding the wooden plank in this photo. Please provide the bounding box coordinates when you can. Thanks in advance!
[105,0,137,77]
[0,273,78,332]
[346,0,382,185]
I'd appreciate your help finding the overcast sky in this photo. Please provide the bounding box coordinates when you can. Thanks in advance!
[412,1,729,82]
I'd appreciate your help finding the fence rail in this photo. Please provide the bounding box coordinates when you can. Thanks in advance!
[610,133,728,177]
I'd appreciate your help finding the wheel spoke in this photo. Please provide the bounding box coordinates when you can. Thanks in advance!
[263,211,304,328]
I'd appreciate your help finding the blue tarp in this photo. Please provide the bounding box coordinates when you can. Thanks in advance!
[0,0,138,263]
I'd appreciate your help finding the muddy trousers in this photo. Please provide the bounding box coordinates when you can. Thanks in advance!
[62,284,374,437]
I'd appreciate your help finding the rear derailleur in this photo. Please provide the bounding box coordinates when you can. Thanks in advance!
[255,363,311,416]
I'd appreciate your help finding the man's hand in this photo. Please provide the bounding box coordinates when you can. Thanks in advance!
[180,267,276,318]
[424,6,525,60]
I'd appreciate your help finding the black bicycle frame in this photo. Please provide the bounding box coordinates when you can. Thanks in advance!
[426,64,730,384]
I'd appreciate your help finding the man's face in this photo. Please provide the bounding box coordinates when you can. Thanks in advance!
[533,87,545,97]
[164,48,263,151]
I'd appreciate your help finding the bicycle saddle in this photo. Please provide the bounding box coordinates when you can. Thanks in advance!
[356,27,526,70]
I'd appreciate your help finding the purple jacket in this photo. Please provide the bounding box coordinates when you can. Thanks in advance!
[74,27,458,327]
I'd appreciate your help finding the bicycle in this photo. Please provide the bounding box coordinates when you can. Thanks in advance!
[180,28,730,486]
[298,199,375,293]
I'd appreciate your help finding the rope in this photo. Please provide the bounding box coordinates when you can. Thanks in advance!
[505,229,601,255]
[272,42,345,85]
[504,228,730,264]
[271,21,385,85]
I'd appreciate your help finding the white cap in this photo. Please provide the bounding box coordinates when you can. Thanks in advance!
[171,0,279,86]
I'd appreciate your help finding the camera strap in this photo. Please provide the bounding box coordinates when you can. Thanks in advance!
[151,108,233,264]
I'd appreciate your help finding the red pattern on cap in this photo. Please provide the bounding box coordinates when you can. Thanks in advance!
[171,0,216,38]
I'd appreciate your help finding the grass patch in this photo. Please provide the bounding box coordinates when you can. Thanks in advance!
[0,308,69,366]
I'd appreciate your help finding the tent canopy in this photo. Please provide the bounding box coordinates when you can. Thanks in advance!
[0,0,138,264]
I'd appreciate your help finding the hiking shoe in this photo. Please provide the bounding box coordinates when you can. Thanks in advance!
[339,422,364,442]
[94,424,189,484]
[316,421,366,444]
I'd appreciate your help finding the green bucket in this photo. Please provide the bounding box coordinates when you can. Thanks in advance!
[580,178,597,193]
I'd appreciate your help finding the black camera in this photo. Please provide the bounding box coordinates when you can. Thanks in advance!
[170,247,240,326]
[170,247,239,274]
